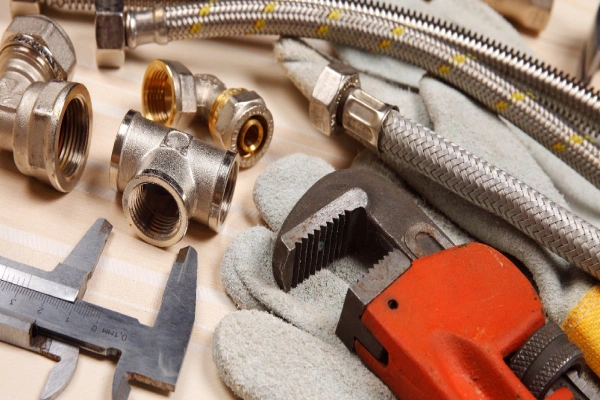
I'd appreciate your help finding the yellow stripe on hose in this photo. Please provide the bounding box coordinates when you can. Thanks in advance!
[562,285,600,377]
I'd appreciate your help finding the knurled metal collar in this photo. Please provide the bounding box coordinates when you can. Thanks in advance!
[1,34,66,80]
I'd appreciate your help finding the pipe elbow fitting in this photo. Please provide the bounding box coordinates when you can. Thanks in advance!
[110,110,239,247]
[141,59,274,168]
[0,15,92,192]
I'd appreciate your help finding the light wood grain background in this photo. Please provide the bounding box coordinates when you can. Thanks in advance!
[0,0,598,398]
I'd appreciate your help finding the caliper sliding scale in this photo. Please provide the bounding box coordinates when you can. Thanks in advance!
[0,219,197,399]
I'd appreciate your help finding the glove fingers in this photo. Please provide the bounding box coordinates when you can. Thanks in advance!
[213,310,395,400]
[253,153,335,232]
[221,228,267,311]
[225,226,367,347]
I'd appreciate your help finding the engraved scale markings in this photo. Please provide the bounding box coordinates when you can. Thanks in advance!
[0,263,79,302]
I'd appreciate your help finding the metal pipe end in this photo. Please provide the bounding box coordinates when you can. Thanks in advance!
[13,81,92,192]
[123,173,189,248]
[208,150,239,231]
[109,110,136,192]
[209,89,274,168]
[141,59,196,129]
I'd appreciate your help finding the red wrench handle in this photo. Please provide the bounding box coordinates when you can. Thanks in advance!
[356,243,547,399]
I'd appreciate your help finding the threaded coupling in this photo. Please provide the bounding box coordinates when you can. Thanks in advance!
[0,15,92,192]
[110,110,239,247]
[141,59,274,168]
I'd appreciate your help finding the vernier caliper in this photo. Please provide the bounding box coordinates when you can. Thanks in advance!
[0,219,197,399]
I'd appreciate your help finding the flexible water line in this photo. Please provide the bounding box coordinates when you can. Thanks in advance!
[40,0,600,142]
[125,0,600,188]
[378,110,600,279]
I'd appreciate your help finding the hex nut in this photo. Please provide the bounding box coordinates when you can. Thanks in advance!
[2,15,76,80]
[142,59,197,129]
[95,0,125,68]
[309,62,360,137]
[210,90,274,168]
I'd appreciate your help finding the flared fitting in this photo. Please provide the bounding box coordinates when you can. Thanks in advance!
[110,110,239,247]
[0,15,92,192]
[141,59,274,168]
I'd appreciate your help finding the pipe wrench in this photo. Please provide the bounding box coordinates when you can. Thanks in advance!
[272,169,596,399]
[0,219,197,399]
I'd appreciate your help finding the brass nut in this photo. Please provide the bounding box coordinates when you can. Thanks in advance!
[141,59,274,168]
[110,110,239,247]
[309,62,360,137]
[209,89,273,168]
[142,59,196,128]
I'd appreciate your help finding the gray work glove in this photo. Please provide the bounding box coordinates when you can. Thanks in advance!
[214,0,600,396]
[214,153,472,400]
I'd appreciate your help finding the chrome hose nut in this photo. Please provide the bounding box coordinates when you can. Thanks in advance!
[141,59,274,168]
[309,62,397,149]
[110,110,239,247]
[309,62,360,137]
[0,15,92,192]
[95,0,126,68]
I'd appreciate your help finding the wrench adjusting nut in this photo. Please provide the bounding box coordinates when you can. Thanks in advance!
[0,15,92,192]
[110,110,239,247]
[142,59,274,168]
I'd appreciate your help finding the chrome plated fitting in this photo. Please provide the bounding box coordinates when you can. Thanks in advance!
[141,60,274,168]
[0,15,92,192]
[310,62,396,149]
[95,0,126,68]
[110,110,239,247]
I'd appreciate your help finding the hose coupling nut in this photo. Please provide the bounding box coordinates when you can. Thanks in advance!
[310,62,395,149]
[110,110,239,247]
[142,59,274,168]
[0,15,92,192]
[95,0,126,68]
[310,62,360,137]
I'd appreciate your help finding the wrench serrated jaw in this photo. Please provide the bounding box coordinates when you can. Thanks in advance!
[273,168,453,292]
[274,210,353,292]
[274,188,368,292]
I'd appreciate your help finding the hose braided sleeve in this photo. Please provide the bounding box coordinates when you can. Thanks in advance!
[40,0,189,12]
[158,1,600,188]
[378,109,600,279]
[155,0,600,143]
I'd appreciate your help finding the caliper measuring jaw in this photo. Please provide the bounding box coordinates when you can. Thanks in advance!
[0,218,198,399]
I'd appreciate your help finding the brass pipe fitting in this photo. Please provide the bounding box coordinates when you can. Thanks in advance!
[110,110,239,247]
[141,59,274,168]
[0,15,92,192]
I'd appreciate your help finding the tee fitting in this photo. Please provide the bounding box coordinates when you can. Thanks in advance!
[141,59,274,168]
[0,15,92,192]
[110,110,239,247]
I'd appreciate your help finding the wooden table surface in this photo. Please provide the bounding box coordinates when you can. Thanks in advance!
[0,0,598,398]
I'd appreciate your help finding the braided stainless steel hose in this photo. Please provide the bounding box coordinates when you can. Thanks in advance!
[380,110,600,278]
[121,0,600,145]
[124,1,600,189]
[19,0,599,140]
[10,0,190,15]
[311,62,600,279]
